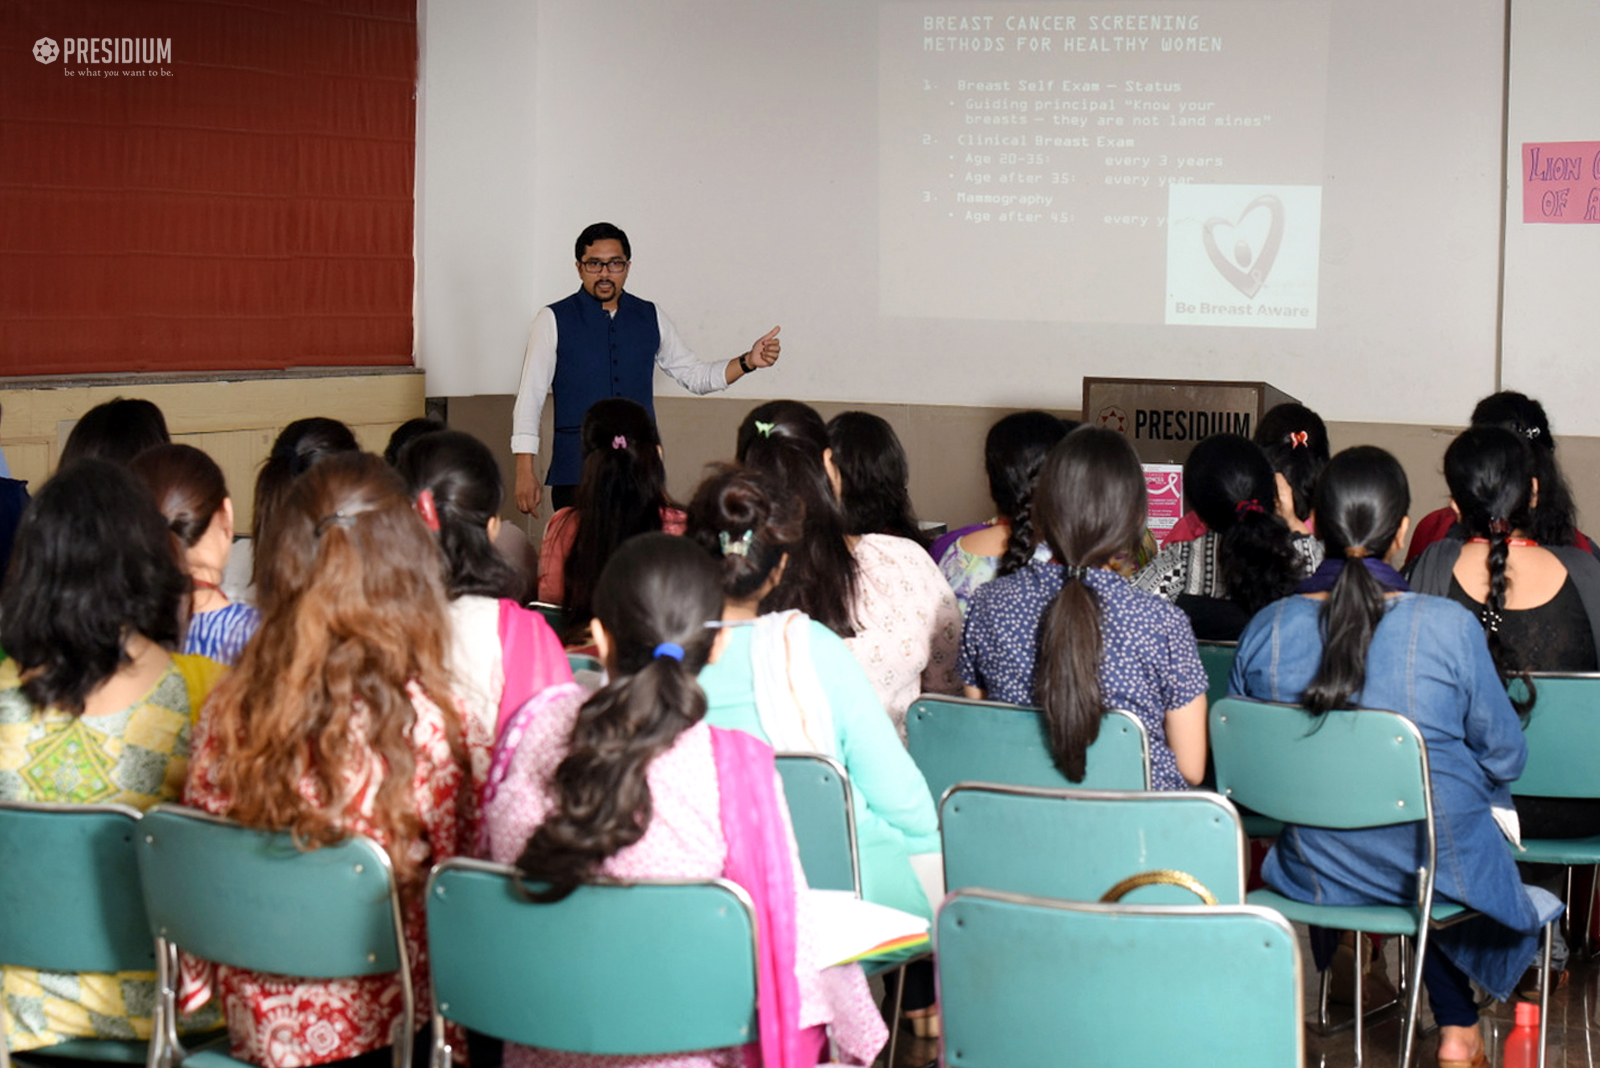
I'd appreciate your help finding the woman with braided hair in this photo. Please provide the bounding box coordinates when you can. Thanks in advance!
[1410,426,1600,842]
[483,534,887,1067]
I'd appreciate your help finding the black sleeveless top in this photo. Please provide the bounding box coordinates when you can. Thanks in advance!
[1446,572,1598,671]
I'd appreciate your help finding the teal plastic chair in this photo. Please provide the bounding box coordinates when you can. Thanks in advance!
[1196,640,1237,709]
[1513,674,1600,964]
[425,859,757,1061]
[1210,697,1554,1068]
[530,601,564,634]
[134,805,414,1068]
[906,695,1149,803]
[941,785,1247,905]
[0,801,154,1067]
[774,754,859,895]
[936,888,1303,1068]
[565,652,602,676]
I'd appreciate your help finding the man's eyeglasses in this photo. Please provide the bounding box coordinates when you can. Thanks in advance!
[580,258,630,274]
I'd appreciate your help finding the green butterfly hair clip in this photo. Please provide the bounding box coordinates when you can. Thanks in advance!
[754,420,775,438]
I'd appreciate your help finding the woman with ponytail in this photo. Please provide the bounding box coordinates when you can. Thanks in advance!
[397,430,572,751]
[484,534,887,1068]
[537,399,683,642]
[1231,446,1560,1068]
[240,417,359,607]
[738,401,961,738]
[931,410,1070,617]
[182,452,476,1068]
[960,427,1209,790]
[1133,434,1317,640]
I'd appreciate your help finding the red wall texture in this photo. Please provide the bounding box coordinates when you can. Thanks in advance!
[0,0,417,376]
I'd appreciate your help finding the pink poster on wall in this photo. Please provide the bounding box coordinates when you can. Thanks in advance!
[1522,142,1600,223]
[1144,464,1184,534]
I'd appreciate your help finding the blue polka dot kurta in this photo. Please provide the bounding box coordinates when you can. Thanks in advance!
[958,561,1207,790]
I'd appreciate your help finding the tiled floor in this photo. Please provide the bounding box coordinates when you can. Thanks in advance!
[883,927,1600,1067]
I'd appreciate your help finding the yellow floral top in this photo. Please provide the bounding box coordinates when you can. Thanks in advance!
[0,654,224,1052]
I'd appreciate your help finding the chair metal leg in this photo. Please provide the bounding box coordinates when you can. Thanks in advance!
[884,964,906,1068]
[1397,920,1432,1068]
[429,1008,450,1068]
[1352,933,1365,1068]
[1538,920,1553,1068]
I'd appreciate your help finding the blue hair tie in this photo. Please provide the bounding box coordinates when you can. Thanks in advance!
[653,642,685,661]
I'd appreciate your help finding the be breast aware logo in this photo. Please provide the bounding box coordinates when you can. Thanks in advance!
[34,38,60,63]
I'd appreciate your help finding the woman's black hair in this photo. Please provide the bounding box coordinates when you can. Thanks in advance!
[1301,446,1411,716]
[395,430,519,601]
[1253,403,1330,522]
[687,465,804,601]
[1032,427,1147,782]
[383,417,445,467]
[1444,426,1538,714]
[825,411,926,546]
[562,399,673,641]
[59,398,170,468]
[251,418,360,600]
[0,459,187,714]
[128,444,229,552]
[1185,434,1302,614]
[983,411,1072,577]
[735,400,858,637]
[516,533,721,901]
[1469,391,1578,548]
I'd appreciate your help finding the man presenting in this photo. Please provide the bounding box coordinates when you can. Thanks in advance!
[511,222,781,512]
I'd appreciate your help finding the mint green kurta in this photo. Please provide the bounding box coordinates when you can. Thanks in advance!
[699,618,939,920]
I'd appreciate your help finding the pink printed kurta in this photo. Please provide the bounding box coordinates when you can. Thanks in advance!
[846,533,963,739]
[180,686,479,1068]
[483,685,887,1068]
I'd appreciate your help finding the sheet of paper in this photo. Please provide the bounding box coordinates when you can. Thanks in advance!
[808,890,931,967]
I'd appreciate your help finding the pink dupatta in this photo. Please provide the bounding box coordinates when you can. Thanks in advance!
[711,727,825,1068]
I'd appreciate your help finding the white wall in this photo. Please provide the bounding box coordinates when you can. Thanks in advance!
[1502,0,1600,436]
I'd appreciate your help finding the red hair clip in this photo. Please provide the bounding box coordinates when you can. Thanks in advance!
[1287,431,1309,448]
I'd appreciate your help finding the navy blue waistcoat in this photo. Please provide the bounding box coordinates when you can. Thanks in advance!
[547,288,660,486]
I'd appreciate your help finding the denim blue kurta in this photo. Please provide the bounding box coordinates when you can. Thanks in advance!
[1230,592,1559,1000]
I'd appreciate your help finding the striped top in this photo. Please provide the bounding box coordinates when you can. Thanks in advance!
[182,602,260,665]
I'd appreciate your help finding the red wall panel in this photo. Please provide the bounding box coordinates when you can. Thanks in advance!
[0,0,416,376]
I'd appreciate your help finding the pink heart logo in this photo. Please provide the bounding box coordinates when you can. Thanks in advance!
[1202,194,1284,299]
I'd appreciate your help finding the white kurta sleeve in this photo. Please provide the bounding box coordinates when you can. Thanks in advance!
[653,308,731,396]
[509,307,559,455]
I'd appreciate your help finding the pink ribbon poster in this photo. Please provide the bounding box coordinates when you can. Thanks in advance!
[1522,142,1600,223]
[1143,464,1184,534]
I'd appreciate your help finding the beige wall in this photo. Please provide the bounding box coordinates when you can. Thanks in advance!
[0,370,426,529]
[449,392,1600,556]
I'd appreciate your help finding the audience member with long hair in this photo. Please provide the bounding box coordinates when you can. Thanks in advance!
[397,430,571,749]
[931,410,1070,616]
[537,399,682,642]
[1410,426,1600,842]
[179,452,475,1068]
[0,460,225,1053]
[58,397,170,467]
[130,443,261,665]
[739,400,960,737]
[1406,391,1595,564]
[484,534,887,1068]
[1254,402,1329,533]
[1133,434,1315,640]
[825,410,927,546]
[960,427,1209,789]
[1230,446,1560,1067]
[235,416,360,606]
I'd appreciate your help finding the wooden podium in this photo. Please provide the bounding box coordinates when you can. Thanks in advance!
[1082,377,1299,465]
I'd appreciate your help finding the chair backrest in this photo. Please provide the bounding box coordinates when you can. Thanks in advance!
[906,695,1149,803]
[135,805,408,981]
[566,652,602,675]
[530,601,564,633]
[941,785,1247,905]
[426,859,758,1055]
[1197,641,1238,708]
[0,801,152,974]
[936,889,1302,1068]
[775,753,860,894]
[1209,698,1431,831]
[1512,673,1600,798]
